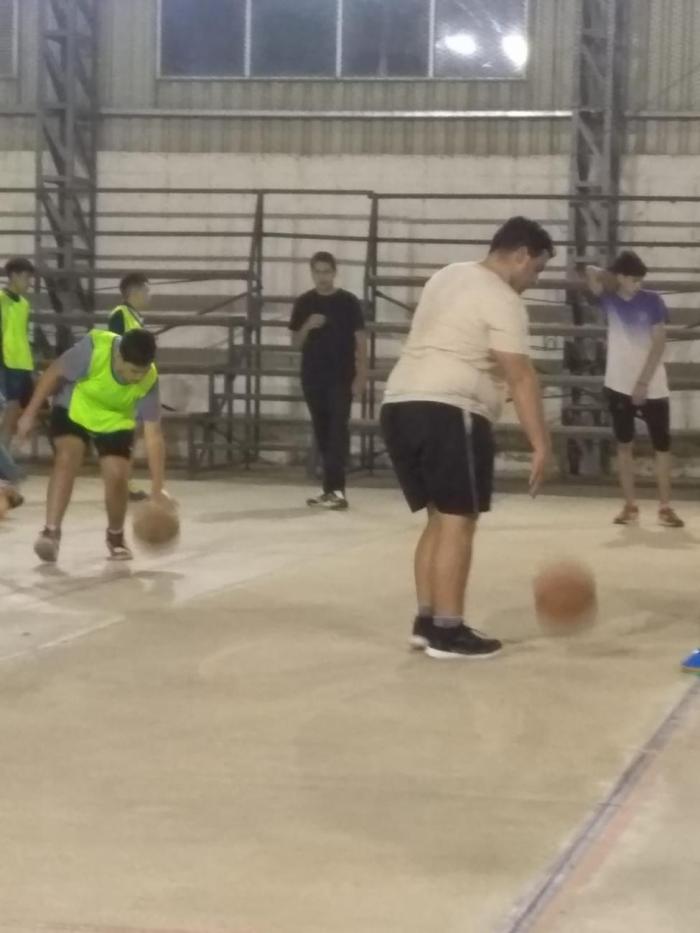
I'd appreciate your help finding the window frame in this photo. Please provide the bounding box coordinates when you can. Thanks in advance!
[0,0,18,80]
[156,0,531,83]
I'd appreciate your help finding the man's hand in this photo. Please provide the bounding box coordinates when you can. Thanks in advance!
[307,314,325,331]
[16,412,35,442]
[632,381,648,406]
[529,445,551,498]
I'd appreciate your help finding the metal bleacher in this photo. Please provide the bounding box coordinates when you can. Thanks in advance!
[9,187,700,480]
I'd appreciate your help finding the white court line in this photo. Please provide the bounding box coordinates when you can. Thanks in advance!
[0,613,125,664]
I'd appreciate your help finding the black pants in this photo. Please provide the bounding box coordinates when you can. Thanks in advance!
[303,381,352,493]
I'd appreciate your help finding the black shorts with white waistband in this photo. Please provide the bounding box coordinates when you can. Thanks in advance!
[381,401,494,516]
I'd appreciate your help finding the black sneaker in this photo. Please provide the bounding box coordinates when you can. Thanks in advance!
[410,615,433,650]
[425,624,503,660]
[323,491,349,511]
[306,491,349,511]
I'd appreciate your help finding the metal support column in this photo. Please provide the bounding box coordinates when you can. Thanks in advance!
[564,0,628,476]
[362,194,379,472]
[35,0,99,337]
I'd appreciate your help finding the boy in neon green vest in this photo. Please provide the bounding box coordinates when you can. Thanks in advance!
[108,272,150,335]
[1,257,35,446]
[18,329,170,563]
[109,272,151,502]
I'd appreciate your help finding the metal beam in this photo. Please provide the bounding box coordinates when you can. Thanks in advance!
[35,0,99,324]
[565,0,629,476]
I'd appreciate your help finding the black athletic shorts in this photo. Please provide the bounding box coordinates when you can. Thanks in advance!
[0,366,34,408]
[605,388,671,452]
[49,406,134,459]
[381,401,494,516]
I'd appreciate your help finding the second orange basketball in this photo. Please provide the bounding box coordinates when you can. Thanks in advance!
[533,560,597,628]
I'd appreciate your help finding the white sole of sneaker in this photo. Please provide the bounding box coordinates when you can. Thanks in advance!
[424,646,502,660]
[409,636,429,650]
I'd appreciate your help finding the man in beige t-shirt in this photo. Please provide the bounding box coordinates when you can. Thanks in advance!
[381,216,554,660]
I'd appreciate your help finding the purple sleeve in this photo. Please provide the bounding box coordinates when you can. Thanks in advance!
[652,294,669,325]
[57,336,93,381]
[136,379,161,422]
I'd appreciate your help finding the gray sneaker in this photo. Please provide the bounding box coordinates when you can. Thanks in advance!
[34,528,61,563]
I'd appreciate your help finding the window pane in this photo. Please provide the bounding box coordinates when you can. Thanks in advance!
[251,0,336,77]
[434,0,529,78]
[0,0,15,77]
[343,0,430,77]
[161,0,245,77]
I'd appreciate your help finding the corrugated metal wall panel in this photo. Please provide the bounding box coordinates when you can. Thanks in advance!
[17,0,39,107]
[627,0,700,156]
[0,78,18,109]
[105,0,576,154]
[100,114,568,156]
[0,0,38,111]
[4,1,700,156]
[99,0,157,107]
[0,114,33,149]
[629,0,700,112]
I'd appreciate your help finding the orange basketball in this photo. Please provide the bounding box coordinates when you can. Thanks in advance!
[533,560,597,628]
[132,498,180,551]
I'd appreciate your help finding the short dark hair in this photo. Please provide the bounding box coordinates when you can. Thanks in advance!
[5,257,35,278]
[119,272,149,299]
[119,328,156,368]
[489,217,555,258]
[609,250,647,279]
[310,251,337,271]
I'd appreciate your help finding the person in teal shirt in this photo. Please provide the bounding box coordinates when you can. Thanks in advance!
[17,329,170,563]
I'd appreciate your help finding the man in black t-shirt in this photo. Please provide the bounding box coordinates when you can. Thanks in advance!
[289,252,367,510]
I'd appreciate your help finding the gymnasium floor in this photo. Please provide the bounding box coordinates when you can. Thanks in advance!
[1,477,699,933]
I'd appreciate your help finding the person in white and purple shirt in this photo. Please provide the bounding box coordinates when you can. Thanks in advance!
[586,250,684,528]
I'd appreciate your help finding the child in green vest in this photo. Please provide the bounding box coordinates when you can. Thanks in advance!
[1,257,35,445]
[17,328,170,563]
[108,272,150,335]
[109,272,151,502]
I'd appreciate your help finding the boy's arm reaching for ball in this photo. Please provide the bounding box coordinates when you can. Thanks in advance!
[137,382,168,502]
[143,420,167,501]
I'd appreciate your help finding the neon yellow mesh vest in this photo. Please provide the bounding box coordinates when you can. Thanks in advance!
[69,331,157,433]
[110,304,144,332]
[0,289,33,370]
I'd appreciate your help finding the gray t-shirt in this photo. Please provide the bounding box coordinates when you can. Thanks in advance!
[53,335,161,422]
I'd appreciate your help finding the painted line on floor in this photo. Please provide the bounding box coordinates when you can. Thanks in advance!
[500,676,700,933]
